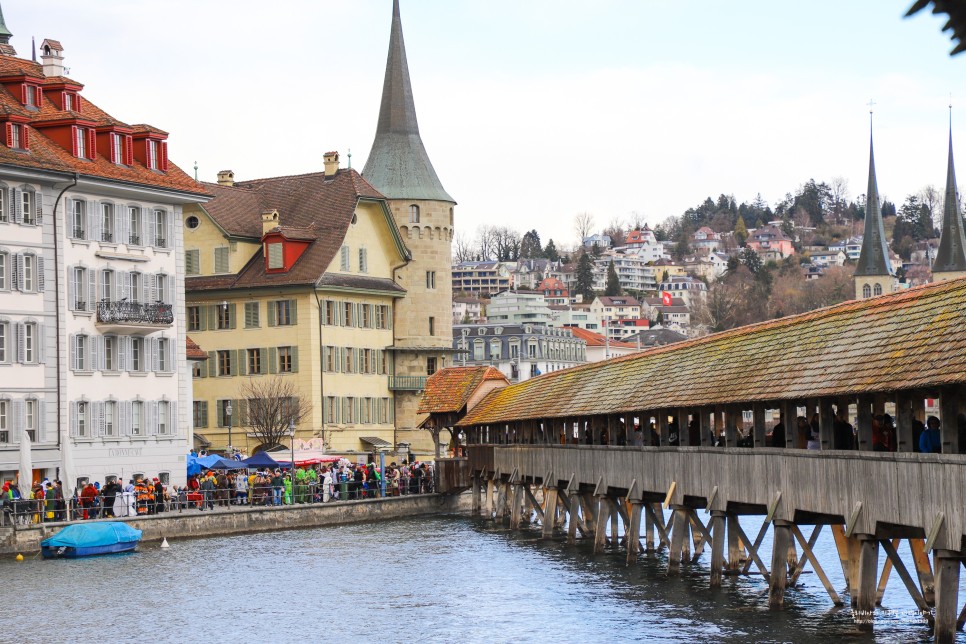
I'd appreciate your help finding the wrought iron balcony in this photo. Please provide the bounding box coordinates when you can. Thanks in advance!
[72,227,86,239]
[129,234,141,245]
[101,231,114,243]
[156,237,167,248]
[388,375,427,391]
[96,299,173,327]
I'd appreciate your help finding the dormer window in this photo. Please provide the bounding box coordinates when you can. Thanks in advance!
[24,85,38,108]
[5,123,27,151]
[64,93,74,111]
[112,134,122,164]
[267,242,284,270]
[147,140,158,169]
[72,126,95,160]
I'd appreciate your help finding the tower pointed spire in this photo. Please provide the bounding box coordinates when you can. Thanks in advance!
[932,106,966,278]
[0,2,12,44]
[363,0,454,203]
[855,115,893,278]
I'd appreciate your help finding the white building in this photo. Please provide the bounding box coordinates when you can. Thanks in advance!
[454,323,586,383]
[0,31,206,492]
[485,290,553,325]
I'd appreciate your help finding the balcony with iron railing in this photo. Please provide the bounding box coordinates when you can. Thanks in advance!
[96,299,173,330]
[388,375,428,391]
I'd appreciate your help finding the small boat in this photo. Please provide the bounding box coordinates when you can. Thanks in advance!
[41,522,142,559]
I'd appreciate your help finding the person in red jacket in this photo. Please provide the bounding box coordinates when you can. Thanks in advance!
[80,482,99,520]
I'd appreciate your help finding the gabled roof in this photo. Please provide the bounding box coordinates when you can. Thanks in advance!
[458,276,966,427]
[186,336,208,361]
[596,296,641,307]
[0,53,205,196]
[362,0,453,203]
[418,366,508,414]
[186,169,405,292]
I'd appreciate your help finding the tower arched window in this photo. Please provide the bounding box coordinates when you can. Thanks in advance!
[409,205,420,224]
[873,283,882,296]
[862,284,871,298]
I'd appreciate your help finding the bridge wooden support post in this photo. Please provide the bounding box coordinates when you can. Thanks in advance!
[609,499,620,545]
[853,535,879,628]
[710,510,726,588]
[668,506,688,574]
[818,398,835,450]
[658,411,669,446]
[542,487,558,539]
[908,538,936,606]
[471,475,481,515]
[579,494,598,537]
[594,496,612,554]
[726,512,743,573]
[856,395,873,451]
[509,483,523,530]
[768,520,792,609]
[940,386,961,454]
[565,491,580,544]
[626,501,643,565]
[831,524,859,599]
[644,504,655,552]
[699,407,713,446]
[895,392,915,452]
[933,551,962,643]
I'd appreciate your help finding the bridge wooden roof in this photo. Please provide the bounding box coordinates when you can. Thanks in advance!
[458,277,966,426]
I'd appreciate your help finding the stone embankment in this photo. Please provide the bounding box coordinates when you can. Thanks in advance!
[1,493,469,555]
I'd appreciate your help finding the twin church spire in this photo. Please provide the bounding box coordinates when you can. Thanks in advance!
[855,108,966,297]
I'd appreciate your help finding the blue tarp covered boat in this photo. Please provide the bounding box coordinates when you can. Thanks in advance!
[41,522,142,559]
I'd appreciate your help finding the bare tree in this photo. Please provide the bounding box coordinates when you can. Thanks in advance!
[492,226,521,261]
[241,377,313,450]
[474,225,496,261]
[918,184,942,233]
[604,216,627,247]
[574,212,595,245]
[453,232,474,263]
[628,211,648,231]
[828,176,850,225]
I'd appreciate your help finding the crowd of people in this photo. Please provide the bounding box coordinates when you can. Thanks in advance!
[1,459,437,526]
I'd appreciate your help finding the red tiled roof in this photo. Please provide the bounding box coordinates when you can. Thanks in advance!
[186,336,208,361]
[418,366,509,414]
[458,277,966,426]
[0,53,206,197]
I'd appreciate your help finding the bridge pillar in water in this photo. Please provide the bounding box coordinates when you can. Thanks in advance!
[709,510,726,587]
[933,550,962,644]
[626,501,643,565]
[769,520,792,609]
[854,535,879,627]
[542,487,558,539]
[668,506,689,574]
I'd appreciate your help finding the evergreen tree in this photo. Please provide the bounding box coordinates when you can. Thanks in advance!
[544,239,560,262]
[734,216,749,246]
[575,253,595,302]
[520,229,543,259]
[604,260,622,296]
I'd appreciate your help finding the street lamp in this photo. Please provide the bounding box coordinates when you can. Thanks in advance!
[226,401,233,454]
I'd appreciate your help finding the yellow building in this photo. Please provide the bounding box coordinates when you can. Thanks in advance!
[184,155,412,455]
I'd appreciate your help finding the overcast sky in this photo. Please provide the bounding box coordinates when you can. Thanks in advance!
[7,1,962,246]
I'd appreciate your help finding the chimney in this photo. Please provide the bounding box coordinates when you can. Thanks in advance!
[262,209,279,235]
[41,39,64,77]
[216,170,235,187]
[323,151,339,177]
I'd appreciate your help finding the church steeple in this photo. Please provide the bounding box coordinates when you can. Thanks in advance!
[0,2,17,57]
[932,113,966,280]
[855,124,893,278]
[854,114,897,299]
[363,0,454,203]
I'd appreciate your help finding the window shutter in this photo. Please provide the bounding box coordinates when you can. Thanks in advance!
[125,136,133,165]
[91,334,101,371]
[95,401,106,437]
[167,211,173,247]
[376,350,384,375]
[228,303,236,329]
[21,127,29,153]
[119,401,130,436]
[87,129,96,160]
[88,201,100,242]
[10,188,20,223]
[291,347,298,373]
[268,347,277,374]
[238,350,248,376]
[118,335,128,372]
[14,253,24,291]
[168,401,177,436]
[238,399,248,427]
[267,302,276,327]
[88,269,96,311]
[37,256,45,292]
[149,338,159,372]
[38,399,46,442]
[120,271,130,301]
[259,349,268,375]
[230,349,239,376]
[70,126,78,157]
[10,252,19,290]
[145,214,155,247]
[12,399,24,439]
[148,276,157,303]
[119,208,129,245]
[15,322,24,364]
[37,324,45,363]
[69,401,78,437]
[289,300,297,324]
[69,334,77,371]
[4,122,10,149]
[147,401,158,436]
[67,267,77,309]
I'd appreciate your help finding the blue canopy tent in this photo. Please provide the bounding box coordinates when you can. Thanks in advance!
[186,455,202,477]
[242,452,281,469]
[207,457,249,470]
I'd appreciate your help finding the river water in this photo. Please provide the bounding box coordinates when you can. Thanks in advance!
[1,513,962,643]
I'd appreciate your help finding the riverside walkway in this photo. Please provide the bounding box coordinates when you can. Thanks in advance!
[447,277,966,642]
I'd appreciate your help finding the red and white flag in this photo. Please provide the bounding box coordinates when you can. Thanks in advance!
[661,291,672,306]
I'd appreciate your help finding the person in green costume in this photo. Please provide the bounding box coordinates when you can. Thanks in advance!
[283,472,293,505]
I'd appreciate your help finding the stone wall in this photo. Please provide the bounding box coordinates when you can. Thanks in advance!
[1,493,469,555]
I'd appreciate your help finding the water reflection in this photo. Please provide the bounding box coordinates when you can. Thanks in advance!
[0,515,958,643]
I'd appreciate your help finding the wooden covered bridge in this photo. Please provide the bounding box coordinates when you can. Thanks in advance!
[437,277,966,641]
